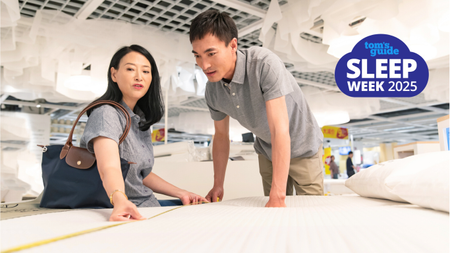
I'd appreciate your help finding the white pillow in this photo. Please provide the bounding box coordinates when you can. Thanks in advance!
[385,151,450,212]
[345,159,408,202]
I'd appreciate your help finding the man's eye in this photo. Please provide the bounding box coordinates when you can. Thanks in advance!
[209,53,216,56]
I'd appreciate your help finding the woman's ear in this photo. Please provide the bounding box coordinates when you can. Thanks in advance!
[111,67,117,82]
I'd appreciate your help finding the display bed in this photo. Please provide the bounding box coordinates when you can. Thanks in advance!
[1,196,448,253]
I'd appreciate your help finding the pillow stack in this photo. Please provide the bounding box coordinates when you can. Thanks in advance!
[345,151,450,212]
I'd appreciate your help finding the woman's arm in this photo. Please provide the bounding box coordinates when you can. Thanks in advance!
[143,173,208,205]
[93,137,145,221]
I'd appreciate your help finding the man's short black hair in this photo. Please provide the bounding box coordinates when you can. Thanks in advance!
[348,151,353,155]
[189,9,238,46]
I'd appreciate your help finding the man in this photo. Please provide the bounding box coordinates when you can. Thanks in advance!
[329,155,340,179]
[346,151,357,178]
[189,10,324,207]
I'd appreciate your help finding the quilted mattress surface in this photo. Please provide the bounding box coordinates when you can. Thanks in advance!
[1,196,448,253]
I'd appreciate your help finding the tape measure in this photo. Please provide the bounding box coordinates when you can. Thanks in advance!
[2,201,212,253]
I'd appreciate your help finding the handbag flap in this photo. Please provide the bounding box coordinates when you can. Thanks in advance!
[66,146,96,169]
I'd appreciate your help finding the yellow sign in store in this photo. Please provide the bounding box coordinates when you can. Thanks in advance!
[151,128,165,142]
[322,147,332,175]
[321,126,349,139]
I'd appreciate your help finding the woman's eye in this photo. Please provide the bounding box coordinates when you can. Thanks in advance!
[144,71,150,74]
[127,68,134,71]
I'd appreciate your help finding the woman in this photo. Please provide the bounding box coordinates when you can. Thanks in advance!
[80,45,207,221]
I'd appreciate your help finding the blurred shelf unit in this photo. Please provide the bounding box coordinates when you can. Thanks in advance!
[393,141,440,159]
[152,132,212,147]
[49,119,85,145]
[437,115,449,151]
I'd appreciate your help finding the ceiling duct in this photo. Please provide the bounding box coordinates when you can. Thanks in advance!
[309,16,366,34]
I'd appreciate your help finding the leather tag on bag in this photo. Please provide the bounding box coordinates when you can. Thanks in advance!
[66,146,96,169]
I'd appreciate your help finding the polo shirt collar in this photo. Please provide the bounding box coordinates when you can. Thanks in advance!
[228,50,245,84]
[119,100,139,119]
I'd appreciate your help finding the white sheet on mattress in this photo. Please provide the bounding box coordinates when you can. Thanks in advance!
[1,196,448,253]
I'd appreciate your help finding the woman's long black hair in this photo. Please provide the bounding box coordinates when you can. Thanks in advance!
[87,45,164,131]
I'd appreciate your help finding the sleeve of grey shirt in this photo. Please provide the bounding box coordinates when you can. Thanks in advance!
[259,53,294,102]
[205,87,228,121]
[81,105,125,154]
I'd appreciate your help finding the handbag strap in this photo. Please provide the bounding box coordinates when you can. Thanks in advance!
[60,100,132,159]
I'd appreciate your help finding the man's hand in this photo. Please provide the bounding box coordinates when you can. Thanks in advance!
[265,190,287,207]
[205,185,224,202]
[179,190,209,205]
[265,197,287,207]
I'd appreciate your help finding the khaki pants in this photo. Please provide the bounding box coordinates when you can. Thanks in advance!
[258,145,324,196]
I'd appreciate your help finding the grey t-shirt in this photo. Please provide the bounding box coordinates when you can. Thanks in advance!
[205,47,323,160]
[80,100,160,207]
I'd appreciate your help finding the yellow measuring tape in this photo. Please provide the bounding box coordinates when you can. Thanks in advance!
[1,201,212,253]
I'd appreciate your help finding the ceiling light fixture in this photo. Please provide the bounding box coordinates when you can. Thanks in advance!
[313,111,350,127]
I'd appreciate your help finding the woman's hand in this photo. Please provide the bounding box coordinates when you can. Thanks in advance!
[109,197,145,221]
[179,190,209,205]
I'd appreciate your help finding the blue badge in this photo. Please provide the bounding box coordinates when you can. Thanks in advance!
[334,34,429,97]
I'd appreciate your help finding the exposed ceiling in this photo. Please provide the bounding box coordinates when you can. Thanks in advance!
[2,0,449,146]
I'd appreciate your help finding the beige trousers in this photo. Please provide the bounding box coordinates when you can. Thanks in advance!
[258,145,324,196]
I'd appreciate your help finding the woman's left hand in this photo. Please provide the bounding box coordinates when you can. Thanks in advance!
[179,191,209,205]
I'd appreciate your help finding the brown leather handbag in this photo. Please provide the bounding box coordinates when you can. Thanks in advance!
[39,100,133,208]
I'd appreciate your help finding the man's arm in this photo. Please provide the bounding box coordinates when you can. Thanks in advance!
[205,116,230,202]
[350,158,357,170]
[265,96,290,208]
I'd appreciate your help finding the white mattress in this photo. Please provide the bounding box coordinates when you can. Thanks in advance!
[1,196,448,253]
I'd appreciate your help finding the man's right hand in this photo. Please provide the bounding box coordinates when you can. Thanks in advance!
[205,185,224,202]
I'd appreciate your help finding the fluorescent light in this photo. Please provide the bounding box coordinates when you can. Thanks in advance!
[313,111,350,127]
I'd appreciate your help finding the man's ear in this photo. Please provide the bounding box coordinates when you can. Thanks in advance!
[230,38,238,51]
[111,67,117,82]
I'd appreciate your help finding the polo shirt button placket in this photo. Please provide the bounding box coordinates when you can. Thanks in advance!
[230,85,238,109]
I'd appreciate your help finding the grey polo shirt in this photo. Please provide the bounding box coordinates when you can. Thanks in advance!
[205,47,323,160]
[80,100,160,207]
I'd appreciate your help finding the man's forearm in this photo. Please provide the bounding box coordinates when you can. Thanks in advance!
[270,132,290,197]
[212,134,230,186]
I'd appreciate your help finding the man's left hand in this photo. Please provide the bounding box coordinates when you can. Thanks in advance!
[265,196,287,208]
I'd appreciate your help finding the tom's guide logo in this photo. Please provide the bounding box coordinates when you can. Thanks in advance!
[334,34,429,97]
